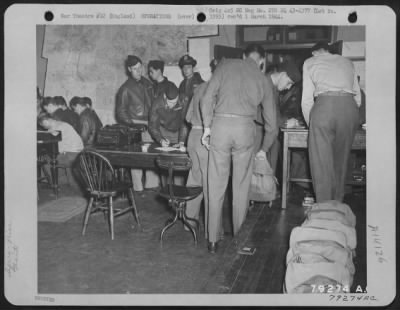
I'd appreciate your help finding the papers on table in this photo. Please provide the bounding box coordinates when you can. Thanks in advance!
[154,146,181,152]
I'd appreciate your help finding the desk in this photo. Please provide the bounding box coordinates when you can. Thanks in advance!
[37,131,62,198]
[94,144,189,169]
[281,128,366,209]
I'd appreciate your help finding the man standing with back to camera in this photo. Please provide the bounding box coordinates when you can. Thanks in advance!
[201,44,277,253]
[301,42,361,203]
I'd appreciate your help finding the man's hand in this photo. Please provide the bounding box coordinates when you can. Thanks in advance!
[160,139,170,147]
[201,127,211,150]
[255,150,267,161]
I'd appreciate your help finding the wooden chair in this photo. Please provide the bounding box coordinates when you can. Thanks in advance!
[78,150,140,240]
[156,154,203,244]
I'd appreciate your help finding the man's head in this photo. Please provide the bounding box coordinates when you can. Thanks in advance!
[311,42,330,56]
[164,81,179,108]
[69,97,88,115]
[244,44,266,68]
[178,55,197,79]
[272,61,301,91]
[126,55,143,80]
[53,96,68,110]
[82,97,92,108]
[42,97,59,114]
[148,60,165,82]
[38,115,57,130]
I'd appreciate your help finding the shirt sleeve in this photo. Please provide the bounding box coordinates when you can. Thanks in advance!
[301,61,315,126]
[352,66,362,107]
[178,123,188,144]
[201,66,222,128]
[148,102,162,143]
[260,77,278,152]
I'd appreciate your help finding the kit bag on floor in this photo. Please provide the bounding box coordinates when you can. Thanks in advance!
[284,261,352,294]
[248,157,277,202]
[286,239,355,275]
[284,226,355,293]
[306,200,356,227]
[301,218,357,250]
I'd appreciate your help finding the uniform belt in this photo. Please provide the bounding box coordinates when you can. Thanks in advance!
[191,125,203,130]
[318,91,354,97]
[215,113,253,119]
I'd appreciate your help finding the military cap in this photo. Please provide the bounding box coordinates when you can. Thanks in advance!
[178,54,197,68]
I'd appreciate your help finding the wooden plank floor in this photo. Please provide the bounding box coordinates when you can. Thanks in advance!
[38,178,366,294]
[202,185,367,294]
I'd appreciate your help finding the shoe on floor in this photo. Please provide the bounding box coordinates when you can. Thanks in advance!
[208,242,218,254]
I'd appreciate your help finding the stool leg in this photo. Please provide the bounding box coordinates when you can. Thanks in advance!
[182,202,199,244]
[64,167,70,185]
[109,196,114,240]
[128,188,141,228]
[160,205,179,242]
[82,197,94,236]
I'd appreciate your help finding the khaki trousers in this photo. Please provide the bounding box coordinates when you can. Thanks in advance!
[186,128,223,238]
[207,117,256,243]
[131,130,160,191]
[308,95,359,202]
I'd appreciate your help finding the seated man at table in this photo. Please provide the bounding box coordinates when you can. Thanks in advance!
[70,97,103,147]
[38,115,84,189]
[82,96,104,125]
[38,115,84,166]
[42,96,80,133]
[54,96,80,132]
[148,81,187,149]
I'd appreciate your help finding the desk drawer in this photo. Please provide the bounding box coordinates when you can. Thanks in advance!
[286,131,308,148]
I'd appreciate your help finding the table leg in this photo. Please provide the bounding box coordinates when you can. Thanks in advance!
[282,132,288,209]
[287,149,292,194]
[50,155,59,199]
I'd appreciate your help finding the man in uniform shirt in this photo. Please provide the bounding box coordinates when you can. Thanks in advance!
[301,42,361,203]
[70,97,103,147]
[185,59,221,239]
[178,54,204,110]
[115,55,159,192]
[148,81,187,147]
[201,44,277,253]
[148,60,171,99]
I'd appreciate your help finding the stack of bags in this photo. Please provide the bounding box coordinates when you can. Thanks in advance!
[284,200,357,293]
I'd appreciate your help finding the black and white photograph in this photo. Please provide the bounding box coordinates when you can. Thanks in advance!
[4,4,396,307]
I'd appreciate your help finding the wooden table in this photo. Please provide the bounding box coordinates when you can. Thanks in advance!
[94,144,189,169]
[281,128,366,209]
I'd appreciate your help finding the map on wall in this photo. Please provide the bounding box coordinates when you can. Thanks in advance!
[42,25,218,123]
